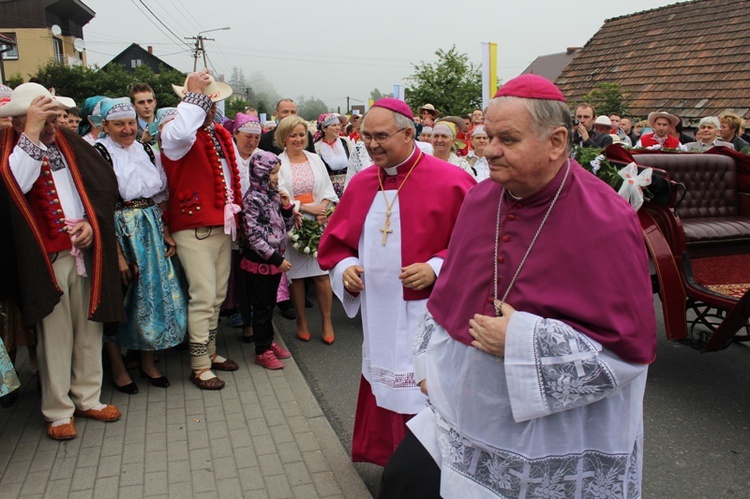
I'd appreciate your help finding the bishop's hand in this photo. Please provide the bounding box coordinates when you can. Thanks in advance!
[342,265,365,293]
[399,263,436,290]
[469,301,516,357]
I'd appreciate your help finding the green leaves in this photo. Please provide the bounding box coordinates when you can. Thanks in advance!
[23,61,187,108]
[579,82,629,117]
[405,46,483,117]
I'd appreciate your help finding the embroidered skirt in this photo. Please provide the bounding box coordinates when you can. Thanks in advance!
[114,203,187,350]
[0,337,20,397]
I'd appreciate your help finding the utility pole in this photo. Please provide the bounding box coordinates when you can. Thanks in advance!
[185,27,230,72]
[185,35,212,71]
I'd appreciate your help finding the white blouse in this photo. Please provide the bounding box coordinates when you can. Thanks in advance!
[97,135,168,203]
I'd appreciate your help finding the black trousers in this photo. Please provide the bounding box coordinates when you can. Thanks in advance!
[379,430,441,499]
[240,271,282,355]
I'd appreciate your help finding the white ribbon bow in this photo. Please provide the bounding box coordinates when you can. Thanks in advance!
[617,162,652,211]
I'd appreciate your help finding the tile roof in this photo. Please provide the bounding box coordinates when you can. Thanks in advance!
[522,48,581,82]
[555,0,750,124]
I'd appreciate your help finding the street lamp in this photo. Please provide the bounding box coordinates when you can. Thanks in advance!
[187,27,231,72]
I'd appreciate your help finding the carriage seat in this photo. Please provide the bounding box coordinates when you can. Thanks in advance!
[633,153,750,249]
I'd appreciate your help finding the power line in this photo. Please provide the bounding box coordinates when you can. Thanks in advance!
[130,0,191,49]
[166,0,203,32]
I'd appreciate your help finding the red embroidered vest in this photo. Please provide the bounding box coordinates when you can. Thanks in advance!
[639,133,680,149]
[161,125,242,233]
[28,157,72,253]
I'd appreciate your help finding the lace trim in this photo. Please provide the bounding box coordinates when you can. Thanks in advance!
[205,127,225,159]
[414,310,437,356]
[434,409,641,498]
[364,352,417,389]
[18,133,44,161]
[182,91,212,113]
[533,318,617,414]
[46,144,66,171]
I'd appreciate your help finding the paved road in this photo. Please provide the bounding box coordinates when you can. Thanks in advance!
[277,296,750,498]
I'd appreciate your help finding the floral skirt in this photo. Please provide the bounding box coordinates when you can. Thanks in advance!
[114,204,187,350]
[0,337,20,397]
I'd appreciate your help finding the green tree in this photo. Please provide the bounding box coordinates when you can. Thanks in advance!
[580,82,629,117]
[297,95,329,121]
[227,66,247,92]
[225,96,250,119]
[26,61,185,108]
[7,73,24,89]
[405,46,482,117]
[369,88,393,102]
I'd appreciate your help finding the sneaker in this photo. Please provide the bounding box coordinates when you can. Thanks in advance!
[270,341,291,359]
[255,350,284,370]
[228,312,244,328]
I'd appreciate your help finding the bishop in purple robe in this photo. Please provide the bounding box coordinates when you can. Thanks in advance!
[379,75,657,498]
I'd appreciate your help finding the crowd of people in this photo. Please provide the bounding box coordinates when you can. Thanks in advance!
[0,68,743,496]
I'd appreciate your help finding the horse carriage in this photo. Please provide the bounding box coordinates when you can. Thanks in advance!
[601,146,750,352]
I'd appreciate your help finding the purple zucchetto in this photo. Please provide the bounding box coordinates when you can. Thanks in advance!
[371,97,414,121]
[494,74,566,102]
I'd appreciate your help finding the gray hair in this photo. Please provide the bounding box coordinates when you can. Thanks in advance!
[362,108,416,138]
[492,96,573,153]
[698,116,720,129]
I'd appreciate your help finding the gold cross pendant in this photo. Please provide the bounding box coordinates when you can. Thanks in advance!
[380,210,393,245]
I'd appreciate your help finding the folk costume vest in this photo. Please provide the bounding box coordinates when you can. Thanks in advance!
[0,127,124,326]
[161,125,242,233]
[639,133,680,149]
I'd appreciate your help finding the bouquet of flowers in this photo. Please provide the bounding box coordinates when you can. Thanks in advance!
[288,207,335,258]
[574,146,623,190]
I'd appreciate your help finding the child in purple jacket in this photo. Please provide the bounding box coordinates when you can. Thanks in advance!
[241,151,295,369]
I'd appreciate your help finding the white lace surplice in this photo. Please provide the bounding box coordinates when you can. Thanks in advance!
[330,191,438,415]
[410,311,648,499]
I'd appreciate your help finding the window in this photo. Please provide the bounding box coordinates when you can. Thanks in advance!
[0,33,18,60]
[53,38,63,64]
[131,59,142,69]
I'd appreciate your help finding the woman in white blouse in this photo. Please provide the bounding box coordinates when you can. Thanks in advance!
[94,98,186,394]
[313,113,353,199]
[277,116,339,344]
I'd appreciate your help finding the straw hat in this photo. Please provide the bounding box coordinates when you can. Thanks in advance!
[0,83,75,118]
[418,103,440,117]
[647,111,679,127]
[171,73,233,103]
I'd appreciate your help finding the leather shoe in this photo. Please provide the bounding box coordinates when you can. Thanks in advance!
[321,335,335,345]
[47,418,77,440]
[112,380,139,394]
[140,369,170,388]
[74,404,121,422]
[1,390,19,408]
[210,355,239,371]
[190,370,225,390]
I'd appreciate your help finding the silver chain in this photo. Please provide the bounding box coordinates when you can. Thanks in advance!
[493,160,571,316]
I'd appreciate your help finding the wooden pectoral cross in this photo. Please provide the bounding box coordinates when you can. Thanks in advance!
[380,210,394,245]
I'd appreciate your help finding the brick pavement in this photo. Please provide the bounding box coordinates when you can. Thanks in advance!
[0,322,372,498]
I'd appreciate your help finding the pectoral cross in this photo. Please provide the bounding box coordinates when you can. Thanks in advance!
[380,210,394,245]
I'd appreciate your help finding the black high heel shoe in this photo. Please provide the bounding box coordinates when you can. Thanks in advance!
[140,368,170,388]
[112,379,139,395]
